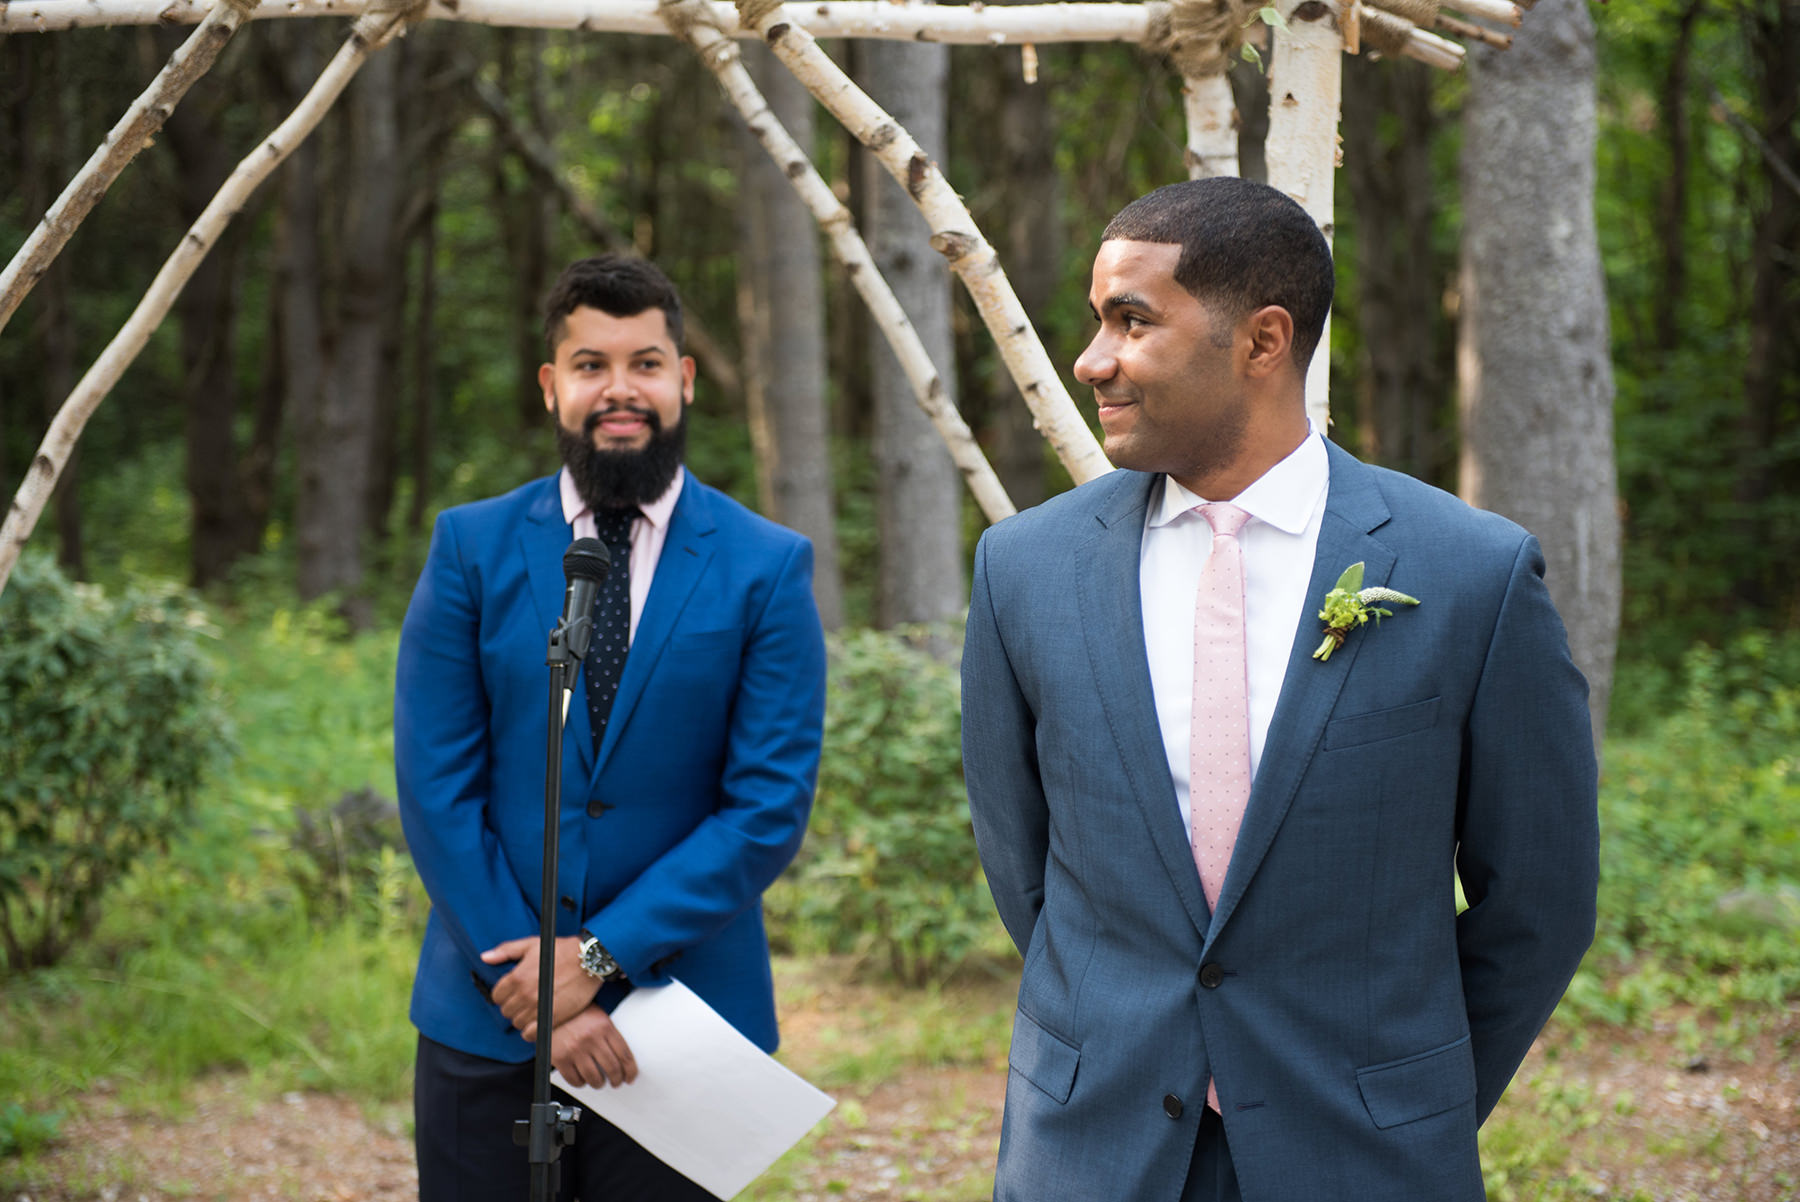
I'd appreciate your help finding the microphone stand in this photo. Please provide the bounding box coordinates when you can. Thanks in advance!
[516,612,589,1201]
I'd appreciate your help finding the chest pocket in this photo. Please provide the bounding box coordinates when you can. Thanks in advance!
[1324,696,1440,750]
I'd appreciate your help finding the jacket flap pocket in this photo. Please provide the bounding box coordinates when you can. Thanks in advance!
[1325,696,1441,750]
[1356,1035,1474,1129]
[1010,1008,1080,1104]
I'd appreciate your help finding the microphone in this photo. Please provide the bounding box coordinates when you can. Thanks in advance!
[559,538,612,666]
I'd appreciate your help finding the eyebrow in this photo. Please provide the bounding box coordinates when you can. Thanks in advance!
[1092,292,1156,320]
[571,345,667,359]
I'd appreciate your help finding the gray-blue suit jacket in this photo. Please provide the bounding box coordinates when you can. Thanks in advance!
[961,442,1599,1201]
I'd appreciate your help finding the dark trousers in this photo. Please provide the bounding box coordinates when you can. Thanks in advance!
[1180,1107,1244,1202]
[415,1034,716,1202]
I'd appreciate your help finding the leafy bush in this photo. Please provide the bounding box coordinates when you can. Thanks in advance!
[1566,631,1800,1023]
[0,1101,62,1159]
[767,622,1012,984]
[0,554,229,974]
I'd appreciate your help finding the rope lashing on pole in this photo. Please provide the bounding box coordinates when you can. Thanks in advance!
[1144,0,1255,79]
[1357,1,1466,68]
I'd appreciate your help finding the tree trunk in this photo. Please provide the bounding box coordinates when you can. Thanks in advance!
[1652,1,1704,358]
[987,33,1059,509]
[735,41,845,629]
[1458,0,1620,746]
[1734,0,1800,615]
[856,29,965,629]
[1229,55,1271,186]
[1341,55,1451,488]
[34,39,86,577]
[273,22,329,595]
[295,42,401,625]
[164,54,255,588]
[491,30,556,429]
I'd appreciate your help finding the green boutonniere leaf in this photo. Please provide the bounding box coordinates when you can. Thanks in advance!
[1312,562,1421,662]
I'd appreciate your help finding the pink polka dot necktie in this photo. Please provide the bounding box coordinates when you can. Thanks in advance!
[1191,502,1250,1114]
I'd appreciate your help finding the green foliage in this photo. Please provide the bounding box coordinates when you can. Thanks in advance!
[1565,631,1800,1025]
[0,600,421,1114]
[767,624,1012,985]
[0,554,230,975]
[0,1102,63,1160]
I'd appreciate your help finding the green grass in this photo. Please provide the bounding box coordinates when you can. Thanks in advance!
[3,609,1798,1197]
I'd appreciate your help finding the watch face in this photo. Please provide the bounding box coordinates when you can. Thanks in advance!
[582,940,614,978]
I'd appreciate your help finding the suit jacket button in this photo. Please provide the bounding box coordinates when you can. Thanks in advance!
[586,799,611,818]
[1163,1093,1183,1119]
[1199,962,1226,989]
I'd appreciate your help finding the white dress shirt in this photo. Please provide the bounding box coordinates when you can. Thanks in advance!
[558,465,685,643]
[1140,428,1330,839]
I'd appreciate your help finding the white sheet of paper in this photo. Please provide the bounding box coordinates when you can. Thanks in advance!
[551,980,835,1199]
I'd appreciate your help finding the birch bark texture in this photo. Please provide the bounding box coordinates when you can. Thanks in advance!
[0,7,416,599]
[1458,0,1619,746]
[1264,0,1343,431]
[0,0,259,340]
[735,0,1112,488]
[661,0,1015,529]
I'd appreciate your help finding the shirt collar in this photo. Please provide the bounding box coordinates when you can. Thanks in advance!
[1147,424,1328,535]
[558,464,686,530]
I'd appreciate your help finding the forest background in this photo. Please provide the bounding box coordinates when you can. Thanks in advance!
[2,0,1798,1197]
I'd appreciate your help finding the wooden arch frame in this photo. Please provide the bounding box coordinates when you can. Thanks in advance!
[0,0,1522,594]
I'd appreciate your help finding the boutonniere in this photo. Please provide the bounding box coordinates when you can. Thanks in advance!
[1312,562,1420,662]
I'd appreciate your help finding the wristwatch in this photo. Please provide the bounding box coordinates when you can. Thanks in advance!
[577,929,625,983]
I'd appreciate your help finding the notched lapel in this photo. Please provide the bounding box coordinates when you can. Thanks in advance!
[590,483,718,780]
[521,481,596,784]
[1206,445,1396,947]
[1079,472,1215,942]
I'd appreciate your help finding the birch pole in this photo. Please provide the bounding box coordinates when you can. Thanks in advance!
[662,0,1016,521]
[1264,0,1344,429]
[1183,74,1240,178]
[1146,0,1250,179]
[735,0,1112,485]
[0,6,419,598]
[2,0,1485,67]
[0,0,260,340]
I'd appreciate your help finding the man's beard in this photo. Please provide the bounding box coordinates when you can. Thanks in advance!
[554,403,687,511]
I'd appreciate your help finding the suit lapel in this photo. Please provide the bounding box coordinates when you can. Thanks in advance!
[590,476,717,781]
[1204,442,1395,947]
[1078,471,1216,942]
[521,477,597,783]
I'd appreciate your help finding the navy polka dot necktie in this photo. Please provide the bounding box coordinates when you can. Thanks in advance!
[585,507,637,753]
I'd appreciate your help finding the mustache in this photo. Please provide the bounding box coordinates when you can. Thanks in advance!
[583,405,661,436]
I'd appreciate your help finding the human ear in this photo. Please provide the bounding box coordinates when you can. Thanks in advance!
[1243,306,1294,377]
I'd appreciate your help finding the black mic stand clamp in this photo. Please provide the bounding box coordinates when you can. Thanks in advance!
[519,614,593,1201]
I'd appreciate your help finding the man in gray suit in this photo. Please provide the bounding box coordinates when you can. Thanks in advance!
[961,177,1599,1201]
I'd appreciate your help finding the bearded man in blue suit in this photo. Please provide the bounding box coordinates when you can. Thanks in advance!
[395,255,826,1200]
[962,178,1599,1201]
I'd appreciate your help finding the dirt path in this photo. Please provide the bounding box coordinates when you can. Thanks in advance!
[7,1001,1796,1201]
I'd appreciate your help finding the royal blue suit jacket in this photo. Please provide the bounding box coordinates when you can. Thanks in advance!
[962,442,1599,1201]
[395,471,826,1063]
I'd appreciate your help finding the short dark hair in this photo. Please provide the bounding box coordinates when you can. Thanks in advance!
[542,255,686,356]
[1102,178,1335,369]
